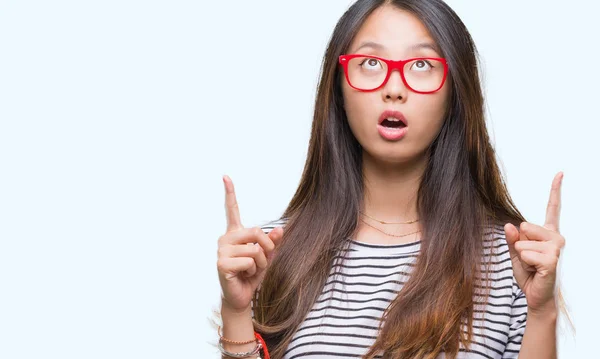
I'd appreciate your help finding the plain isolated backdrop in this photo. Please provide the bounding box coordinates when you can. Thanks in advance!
[0,0,597,358]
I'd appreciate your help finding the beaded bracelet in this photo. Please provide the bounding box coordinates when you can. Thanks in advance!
[217,326,257,345]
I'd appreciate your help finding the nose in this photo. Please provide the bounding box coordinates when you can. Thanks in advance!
[381,69,407,102]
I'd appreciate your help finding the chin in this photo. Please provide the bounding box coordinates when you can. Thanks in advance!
[367,147,416,164]
[363,142,429,167]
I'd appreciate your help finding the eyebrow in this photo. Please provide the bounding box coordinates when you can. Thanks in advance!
[351,41,441,55]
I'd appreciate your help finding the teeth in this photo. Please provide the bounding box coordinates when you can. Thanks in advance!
[386,117,401,122]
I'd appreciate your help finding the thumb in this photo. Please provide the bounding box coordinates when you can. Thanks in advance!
[504,223,520,258]
[267,226,284,261]
[269,226,284,241]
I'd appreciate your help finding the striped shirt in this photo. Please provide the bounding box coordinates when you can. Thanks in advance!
[258,218,527,359]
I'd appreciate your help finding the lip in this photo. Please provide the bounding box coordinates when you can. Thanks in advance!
[378,110,408,126]
[377,124,408,141]
[377,110,408,141]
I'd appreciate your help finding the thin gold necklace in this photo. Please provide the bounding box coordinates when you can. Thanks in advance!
[359,218,421,238]
[359,211,419,224]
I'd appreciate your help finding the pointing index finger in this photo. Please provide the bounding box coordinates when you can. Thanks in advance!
[544,171,563,232]
[223,175,243,232]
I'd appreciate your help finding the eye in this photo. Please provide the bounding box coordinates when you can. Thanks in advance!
[359,58,383,71]
[410,60,433,71]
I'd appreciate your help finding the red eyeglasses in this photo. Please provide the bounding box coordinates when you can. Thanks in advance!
[339,54,449,94]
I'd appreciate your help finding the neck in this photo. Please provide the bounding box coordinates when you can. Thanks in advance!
[361,150,428,223]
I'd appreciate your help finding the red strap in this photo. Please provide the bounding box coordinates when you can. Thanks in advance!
[254,332,269,359]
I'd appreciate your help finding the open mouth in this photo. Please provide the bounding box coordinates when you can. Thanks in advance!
[380,118,407,129]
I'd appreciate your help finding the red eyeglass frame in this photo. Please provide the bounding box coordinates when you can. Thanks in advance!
[338,54,449,94]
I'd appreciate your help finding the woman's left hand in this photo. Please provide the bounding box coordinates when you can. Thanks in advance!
[504,172,566,314]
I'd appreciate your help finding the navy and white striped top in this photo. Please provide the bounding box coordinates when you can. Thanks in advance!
[258,218,527,359]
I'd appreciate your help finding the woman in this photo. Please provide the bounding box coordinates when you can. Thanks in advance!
[215,0,567,358]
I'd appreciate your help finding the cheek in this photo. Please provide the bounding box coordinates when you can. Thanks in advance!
[342,86,376,133]
[411,87,451,138]
[415,96,447,131]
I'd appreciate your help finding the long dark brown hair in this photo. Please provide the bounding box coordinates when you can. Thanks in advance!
[249,0,562,358]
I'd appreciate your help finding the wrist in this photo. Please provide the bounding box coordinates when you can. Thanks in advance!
[221,298,253,318]
[219,298,256,351]
[529,299,558,321]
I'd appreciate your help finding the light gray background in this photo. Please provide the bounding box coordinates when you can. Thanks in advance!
[0,0,596,358]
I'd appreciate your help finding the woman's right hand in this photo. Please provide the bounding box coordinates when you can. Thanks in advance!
[217,175,285,313]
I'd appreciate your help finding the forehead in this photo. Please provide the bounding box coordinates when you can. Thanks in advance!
[348,5,440,57]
